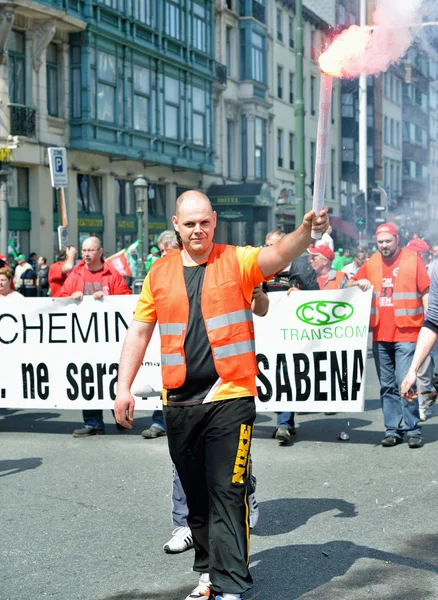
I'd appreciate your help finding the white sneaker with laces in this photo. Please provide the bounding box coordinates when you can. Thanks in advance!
[163,526,194,554]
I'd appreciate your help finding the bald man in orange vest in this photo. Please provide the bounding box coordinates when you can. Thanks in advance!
[114,190,328,600]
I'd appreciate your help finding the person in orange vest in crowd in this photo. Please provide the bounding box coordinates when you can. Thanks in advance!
[347,223,430,448]
[114,190,329,600]
[307,244,348,290]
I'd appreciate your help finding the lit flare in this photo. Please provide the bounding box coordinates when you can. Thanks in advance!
[319,25,372,78]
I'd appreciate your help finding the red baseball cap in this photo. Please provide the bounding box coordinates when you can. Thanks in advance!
[406,238,429,253]
[375,223,398,237]
[307,244,335,261]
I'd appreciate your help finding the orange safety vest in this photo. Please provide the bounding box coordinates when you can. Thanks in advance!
[365,249,424,328]
[321,271,347,290]
[149,244,258,389]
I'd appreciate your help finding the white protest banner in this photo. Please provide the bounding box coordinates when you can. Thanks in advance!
[0,288,371,412]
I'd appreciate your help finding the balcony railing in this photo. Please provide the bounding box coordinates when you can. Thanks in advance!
[9,104,36,138]
[216,62,227,86]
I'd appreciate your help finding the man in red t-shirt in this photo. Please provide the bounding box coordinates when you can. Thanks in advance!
[48,246,77,297]
[60,236,132,437]
[348,224,429,448]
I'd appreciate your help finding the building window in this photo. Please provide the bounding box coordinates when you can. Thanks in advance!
[384,161,388,186]
[289,72,294,104]
[164,76,179,139]
[342,137,354,162]
[71,46,81,119]
[165,0,183,40]
[133,64,150,132]
[390,163,394,193]
[47,43,59,117]
[339,4,346,25]
[390,118,394,146]
[115,180,135,215]
[241,115,247,180]
[396,121,400,148]
[193,2,207,53]
[289,132,294,170]
[384,116,388,144]
[193,86,207,146]
[277,129,283,167]
[277,65,283,99]
[341,93,354,117]
[251,31,264,82]
[288,16,294,48]
[227,119,234,179]
[96,50,116,123]
[148,184,167,218]
[134,0,153,26]
[9,167,29,208]
[226,27,232,76]
[367,145,374,167]
[310,76,316,115]
[277,8,283,42]
[8,30,25,105]
[255,117,265,179]
[389,75,393,101]
[77,175,103,213]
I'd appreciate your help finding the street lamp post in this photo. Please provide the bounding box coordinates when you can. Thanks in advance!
[133,176,148,294]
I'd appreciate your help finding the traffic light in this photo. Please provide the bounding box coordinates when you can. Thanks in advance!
[367,188,388,233]
[353,192,366,232]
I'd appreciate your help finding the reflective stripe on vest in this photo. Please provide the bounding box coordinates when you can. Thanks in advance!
[213,339,256,360]
[393,292,422,300]
[394,307,424,317]
[206,309,253,331]
[159,323,186,335]
[161,353,185,366]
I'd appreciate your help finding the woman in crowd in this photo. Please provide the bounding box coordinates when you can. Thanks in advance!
[0,267,21,298]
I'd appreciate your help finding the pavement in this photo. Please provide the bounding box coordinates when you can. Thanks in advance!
[1,356,438,600]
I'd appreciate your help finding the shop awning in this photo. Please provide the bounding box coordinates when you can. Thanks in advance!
[330,216,358,239]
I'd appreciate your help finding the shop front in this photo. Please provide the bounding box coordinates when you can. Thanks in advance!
[207,183,275,246]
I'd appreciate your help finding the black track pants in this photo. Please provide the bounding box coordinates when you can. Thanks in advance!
[164,397,256,596]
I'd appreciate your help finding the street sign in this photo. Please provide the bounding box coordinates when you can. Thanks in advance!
[48,147,68,188]
[58,225,69,248]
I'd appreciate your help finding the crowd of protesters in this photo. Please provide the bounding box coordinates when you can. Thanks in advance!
[3,206,438,600]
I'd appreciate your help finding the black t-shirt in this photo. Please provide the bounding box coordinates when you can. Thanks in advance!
[166,263,219,405]
[37,266,49,289]
[263,254,319,292]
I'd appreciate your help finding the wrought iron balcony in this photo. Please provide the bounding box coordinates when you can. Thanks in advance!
[9,104,36,138]
[216,62,227,86]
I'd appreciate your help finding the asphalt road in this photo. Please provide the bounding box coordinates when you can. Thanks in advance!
[1,356,438,600]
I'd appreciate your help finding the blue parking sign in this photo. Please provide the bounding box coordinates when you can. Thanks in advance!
[48,147,68,188]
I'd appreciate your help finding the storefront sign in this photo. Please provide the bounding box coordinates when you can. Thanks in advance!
[0,288,371,412]
[78,218,104,228]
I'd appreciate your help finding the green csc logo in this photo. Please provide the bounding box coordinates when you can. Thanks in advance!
[296,301,354,326]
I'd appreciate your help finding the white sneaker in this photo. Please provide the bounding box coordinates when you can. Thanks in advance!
[183,580,211,599]
[163,526,193,554]
[420,407,427,422]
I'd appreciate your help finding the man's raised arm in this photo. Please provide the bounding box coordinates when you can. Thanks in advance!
[114,320,156,428]
[257,208,328,277]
